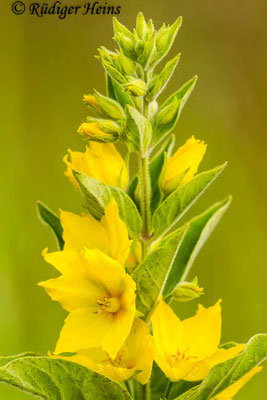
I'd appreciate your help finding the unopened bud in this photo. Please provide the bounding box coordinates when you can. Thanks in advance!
[156,25,170,51]
[119,50,135,75]
[77,119,120,143]
[136,12,148,39]
[155,98,179,126]
[172,277,204,302]
[84,91,125,120]
[124,79,147,97]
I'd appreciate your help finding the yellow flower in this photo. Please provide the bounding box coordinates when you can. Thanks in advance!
[213,367,262,399]
[60,198,131,266]
[38,248,136,359]
[161,136,207,194]
[151,299,245,382]
[63,142,128,189]
[53,319,153,384]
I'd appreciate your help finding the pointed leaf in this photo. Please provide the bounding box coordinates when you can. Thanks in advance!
[152,164,227,239]
[37,201,64,250]
[147,54,181,101]
[74,172,142,239]
[163,196,232,296]
[0,356,132,400]
[132,225,188,320]
[175,334,267,400]
[126,105,152,153]
[0,353,39,368]
[152,76,197,146]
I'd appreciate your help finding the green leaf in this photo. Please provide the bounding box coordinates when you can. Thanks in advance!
[152,76,197,146]
[125,105,152,153]
[0,353,39,368]
[74,172,142,239]
[152,17,183,68]
[175,334,267,400]
[132,225,188,320]
[162,196,232,297]
[147,54,181,101]
[37,201,64,250]
[152,163,227,239]
[0,356,132,400]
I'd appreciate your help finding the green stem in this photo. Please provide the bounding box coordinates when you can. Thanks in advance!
[164,381,173,399]
[139,154,152,256]
[142,382,151,400]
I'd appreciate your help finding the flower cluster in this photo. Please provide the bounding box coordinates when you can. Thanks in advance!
[0,11,262,400]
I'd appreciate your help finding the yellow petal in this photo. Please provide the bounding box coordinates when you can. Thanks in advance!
[126,240,142,272]
[54,249,136,358]
[101,198,131,265]
[163,136,207,194]
[63,143,128,189]
[180,301,222,359]
[55,319,153,384]
[41,248,79,274]
[120,318,153,384]
[213,367,262,400]
[39,251,104,312]
[151,299,183,360]
[60,210,109,254]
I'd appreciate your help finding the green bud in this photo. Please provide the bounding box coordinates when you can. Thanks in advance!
[136,12,148,39]
[102,60,126,84]
[155,97,179,126]
[149,101,158,118]
[172,277,204,302]
[156,25,169,51]
[117,33,135,55]
[93,90,126,120]
[124,79,147,97]
[119,50,135,75]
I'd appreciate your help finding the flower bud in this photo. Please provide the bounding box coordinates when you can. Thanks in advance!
[77,119,120,143]
[136,12,148,39]
[156,25,170,52]
[84,91,125,121]
[124,79,147,97]
[119,50,135,75]
[155,97,179,126]
[172,278,204,302]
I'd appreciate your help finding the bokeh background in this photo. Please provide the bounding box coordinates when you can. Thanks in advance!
[1,0,267,398]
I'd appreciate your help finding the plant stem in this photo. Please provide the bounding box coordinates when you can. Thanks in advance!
[164,381,173,399]
[142,382,151,400]
[139,153,152,258]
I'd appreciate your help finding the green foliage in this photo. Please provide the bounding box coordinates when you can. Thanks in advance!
[175,334,267,400]
[152,76,198,146]
[132,225,188,320]
[147,54,181,101]
[162,196,232,297]
[152,164,227,239]
[0,356,132,400]
[125,105,152,153]
[74,172,142,239]
[37,201,64,250]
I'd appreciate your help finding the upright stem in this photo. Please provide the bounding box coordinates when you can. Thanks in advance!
[139,153,151,257]
[142,380,151,400]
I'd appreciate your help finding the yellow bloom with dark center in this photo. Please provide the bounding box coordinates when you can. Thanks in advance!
[63,142,128,190]
[38,248,136,359]
[54,319,153,384]
[151,299,245,382]
[213,367,262,399]
[161,136,207,194]
[60,198,131,266]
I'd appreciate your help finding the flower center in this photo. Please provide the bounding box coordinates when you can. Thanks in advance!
[97,296,121,313]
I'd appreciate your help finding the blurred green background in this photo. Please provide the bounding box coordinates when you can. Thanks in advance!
[1,0,267,398]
